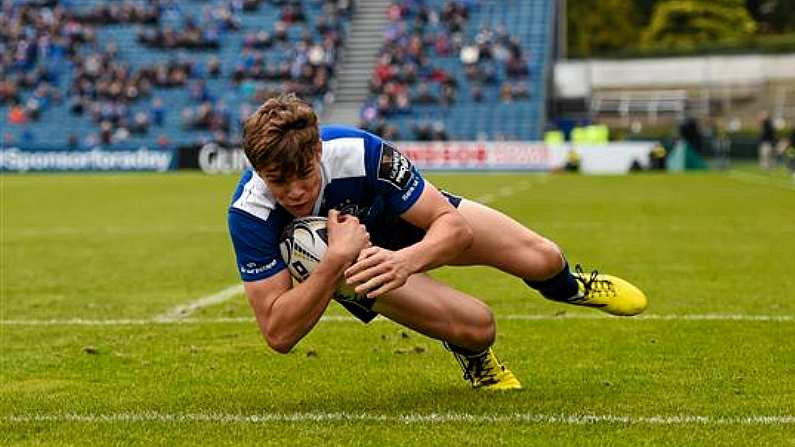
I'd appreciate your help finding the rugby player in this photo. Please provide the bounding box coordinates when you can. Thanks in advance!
[228,94,647,391]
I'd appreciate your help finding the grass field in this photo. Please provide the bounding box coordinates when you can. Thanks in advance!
[1,168,794,446]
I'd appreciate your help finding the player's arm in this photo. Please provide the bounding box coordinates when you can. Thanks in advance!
[345,183,473,298]
[244,255,342,354]
[245,210,368,353]
[395,182,473,270]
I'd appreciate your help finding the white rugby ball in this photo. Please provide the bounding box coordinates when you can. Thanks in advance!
[279,217,358,301]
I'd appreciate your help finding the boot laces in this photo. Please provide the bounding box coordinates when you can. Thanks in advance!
[457,350,502,385]
[574,264,616,300]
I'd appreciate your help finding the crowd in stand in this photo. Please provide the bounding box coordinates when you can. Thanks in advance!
[3,0,530,145]
[74,1,160,25]
[136,1,245,50]
[367,1,467,115]
[2,0,353,147]
[1,2,95,124]
[233,0,350,102]
[137,23,223,50]
[360,0,533,140]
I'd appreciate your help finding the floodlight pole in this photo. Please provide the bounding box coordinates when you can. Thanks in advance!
[557,0,567,60]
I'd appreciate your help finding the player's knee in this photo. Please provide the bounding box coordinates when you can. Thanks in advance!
[460,307,496,351]
[529,238,565,280]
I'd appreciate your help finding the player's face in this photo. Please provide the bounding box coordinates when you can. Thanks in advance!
[261,152,322,218]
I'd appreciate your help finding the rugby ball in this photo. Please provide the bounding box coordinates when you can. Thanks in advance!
[278,217,358,300]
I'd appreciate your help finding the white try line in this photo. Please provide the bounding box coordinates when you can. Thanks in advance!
[154,284,245,321]
[2,411,792,426]
[2,313,792,326]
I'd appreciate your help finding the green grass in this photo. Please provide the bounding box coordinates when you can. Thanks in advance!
[1,170,794,446]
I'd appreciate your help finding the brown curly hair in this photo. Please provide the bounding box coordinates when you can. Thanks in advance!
[242,93,319,179]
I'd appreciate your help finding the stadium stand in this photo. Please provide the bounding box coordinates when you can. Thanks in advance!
[1,0,353,148]
[1,0,553,147]
[359,0,554,141]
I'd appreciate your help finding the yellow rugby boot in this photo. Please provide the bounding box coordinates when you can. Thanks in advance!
[446,344,522,391]
[568,265,648,316]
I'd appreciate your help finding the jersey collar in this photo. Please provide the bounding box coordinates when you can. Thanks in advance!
[312,160,329,216]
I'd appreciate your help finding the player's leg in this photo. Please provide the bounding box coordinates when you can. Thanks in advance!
[371,272,494,352]
[449,199,647,316]
[448,199,564,279]
[368,273,522,390]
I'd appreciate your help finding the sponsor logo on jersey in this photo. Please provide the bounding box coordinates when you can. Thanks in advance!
[401,177,420,201]
[240,259,278,275]
[378,141,413,190]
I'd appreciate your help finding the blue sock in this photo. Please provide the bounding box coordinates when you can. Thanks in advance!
[524,261,579,302]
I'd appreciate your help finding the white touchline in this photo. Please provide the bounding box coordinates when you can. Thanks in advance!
[1,313,792,326]
[154,284,244,321]
[2,412,792,426]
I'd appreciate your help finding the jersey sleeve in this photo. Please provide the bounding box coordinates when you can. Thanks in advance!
[365,139,425,215]
[228,208,287,282]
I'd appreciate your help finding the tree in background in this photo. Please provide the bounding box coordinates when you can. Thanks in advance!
[745,0,795,33]
[566,0,641,57]
[640,0,757,49]
[634,0,661,24]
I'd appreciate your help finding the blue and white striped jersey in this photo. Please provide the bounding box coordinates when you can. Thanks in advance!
[228,125,425,282]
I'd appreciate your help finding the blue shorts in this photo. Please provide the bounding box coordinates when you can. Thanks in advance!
[336,191,463,323]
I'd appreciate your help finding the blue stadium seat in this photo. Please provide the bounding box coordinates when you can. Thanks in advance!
[362,0,554,140]
[3,0,351,149]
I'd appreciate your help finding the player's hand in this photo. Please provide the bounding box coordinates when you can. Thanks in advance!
[326,209,369,265]
[344,246,413,298]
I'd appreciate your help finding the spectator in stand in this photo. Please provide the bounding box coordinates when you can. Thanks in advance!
[431,120,449,140]
[0,80,21,105]
[506,53,530,78]
[243,30,273,49]
[99,120,113,144]
[151,97,165,127]
[413,122,433,141]
[413,82,438,104]
[500,82,513,103]
[273,20,289,42]
[412,120,448,141]
[394,91,411,114]
[8,103,28,125]
[280,2,306,23]
[156,134,171,150]
[131,111,150,135]
[512,82,530,99]
[67,133,80,150]
[471,84,483,102]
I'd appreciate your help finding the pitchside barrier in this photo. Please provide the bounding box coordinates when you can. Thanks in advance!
[0,146,175,172]
[1,141,658,174]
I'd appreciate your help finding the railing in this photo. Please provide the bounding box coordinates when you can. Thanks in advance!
[590,90,687,124]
